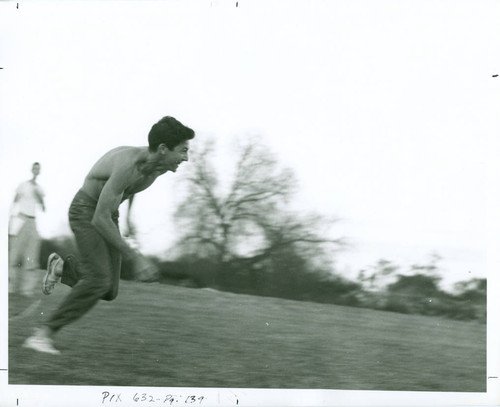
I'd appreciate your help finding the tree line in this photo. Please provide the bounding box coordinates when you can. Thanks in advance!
[39,138,486,323]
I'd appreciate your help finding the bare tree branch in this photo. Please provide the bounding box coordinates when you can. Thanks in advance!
[173,137,344,268]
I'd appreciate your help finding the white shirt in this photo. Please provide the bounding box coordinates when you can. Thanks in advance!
[14,180,44,217]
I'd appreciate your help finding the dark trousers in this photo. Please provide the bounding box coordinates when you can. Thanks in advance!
[45,189,121,332]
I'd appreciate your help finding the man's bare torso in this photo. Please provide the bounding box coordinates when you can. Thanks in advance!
[80,146,159,205]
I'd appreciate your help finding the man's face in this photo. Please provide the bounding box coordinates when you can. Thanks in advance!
[160,141,190,173]
[32,163,41,177]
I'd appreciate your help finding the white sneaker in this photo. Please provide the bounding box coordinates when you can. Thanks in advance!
[23,330,60,355]
[42,253,63,295]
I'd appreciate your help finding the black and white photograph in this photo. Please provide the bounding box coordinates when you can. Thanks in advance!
[1,0,499,406]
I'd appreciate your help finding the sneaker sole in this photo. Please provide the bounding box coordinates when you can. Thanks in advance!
[42,253,61,295]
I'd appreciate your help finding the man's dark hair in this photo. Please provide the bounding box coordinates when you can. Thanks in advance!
[148,116,195,152]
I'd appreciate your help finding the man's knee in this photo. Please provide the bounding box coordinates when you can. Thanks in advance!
[75,257,119,301]
[101,284,119,301]
[90,272,118,301]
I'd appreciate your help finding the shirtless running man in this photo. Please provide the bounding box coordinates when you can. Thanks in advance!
[23,116,195,354]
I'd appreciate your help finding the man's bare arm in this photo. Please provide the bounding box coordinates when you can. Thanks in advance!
[91,169,137,261]
[90,161,158,279]
[124,194,136,238]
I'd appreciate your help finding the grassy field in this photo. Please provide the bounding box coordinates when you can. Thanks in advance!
[8,279,486,391]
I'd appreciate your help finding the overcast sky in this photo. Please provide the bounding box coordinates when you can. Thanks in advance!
[1,0,499,292]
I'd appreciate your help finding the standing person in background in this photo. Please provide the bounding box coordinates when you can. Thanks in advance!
[9,162,45,298]
[23,116,194,355]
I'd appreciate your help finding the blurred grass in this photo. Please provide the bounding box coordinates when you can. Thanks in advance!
[8,280,486,391]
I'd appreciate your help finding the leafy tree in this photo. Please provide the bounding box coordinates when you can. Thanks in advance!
[453,278,486,302]
[384,253,442,296]
[409,251,442,278]
[387,274,441,297]
[358,258,399,290]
